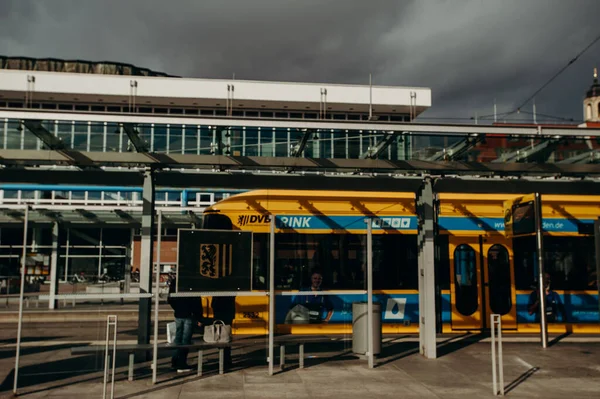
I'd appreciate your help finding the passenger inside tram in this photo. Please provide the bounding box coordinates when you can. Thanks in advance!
[528,273,568,323]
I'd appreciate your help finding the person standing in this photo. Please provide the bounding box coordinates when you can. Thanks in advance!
[168,277,203,372]
[211,296,236,369]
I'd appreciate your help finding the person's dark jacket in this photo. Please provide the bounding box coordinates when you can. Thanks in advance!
[168,280,203,321]
[211,296,236,324]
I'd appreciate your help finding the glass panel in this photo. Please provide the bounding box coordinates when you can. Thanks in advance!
[169,125,183,153]
[333,130,346,158]
[274,233,365,290]
[137,124,152,152]
[319,132,333,158]
[245,128,259,156]
[199,126,213,155]
[68,257,99,278]
[229,128,243,156]
[106,123,121,152]
[99,257,126,281]
[436,236,450,290]
[453,244,478,316]
[274,128,288,157]
[183,126,198,154]
[259,128,274,156]
[347,131,361,158]
[89,122,104,151]
[6,121,21,149]
[69,228,101,246]
[57,121,73,149]
[88,191,102,200]
[73,122,89,151]
[22,124,38,149]
[362,132,374,157]
[153,124,167,152]
[543,237,596,290]
[373,235,418,289]
[487,244,512,315]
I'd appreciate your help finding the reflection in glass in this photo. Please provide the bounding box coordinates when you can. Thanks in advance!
[454,244,478,316]
[245,128,259,156]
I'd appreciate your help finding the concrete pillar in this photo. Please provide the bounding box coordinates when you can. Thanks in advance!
[48,222,59,310]
[138,168,155,345]
[417,177,437,359]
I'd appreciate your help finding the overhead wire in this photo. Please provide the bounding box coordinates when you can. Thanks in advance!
[470,30,600,122]
[511,31,600,115]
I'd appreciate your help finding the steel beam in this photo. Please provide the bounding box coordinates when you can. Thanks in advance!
[23,120,65,150]
[492,139,560,163]
[1,166,600,194]
[4,110,600,137]
[290,129,314,157]
[360,132,402,159]
[427,135,485,161]
[557,150,600,164]
[3,148,600,177]
[122,123,150,153]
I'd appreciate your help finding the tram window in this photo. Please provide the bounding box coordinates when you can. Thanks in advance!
[544,237,596,290]
[513,236,536,290]
[487,244,512,315]
[514,236,597,290]
[436,235,450,290]
[264,233,417,291]
[252,233,269,290]
[272,234,361,290]
[373,235,418,290]
[453,244,478,316]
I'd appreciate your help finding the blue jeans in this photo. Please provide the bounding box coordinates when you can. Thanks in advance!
[172,317,193,367]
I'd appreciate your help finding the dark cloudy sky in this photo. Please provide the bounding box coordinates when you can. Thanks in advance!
[1,0,599,123]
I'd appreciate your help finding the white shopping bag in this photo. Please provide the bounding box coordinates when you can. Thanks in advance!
[166,322,177,344]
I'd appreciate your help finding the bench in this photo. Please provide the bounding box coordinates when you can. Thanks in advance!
[271,335,334,370]
[70,335,336,381]
[71,342,235,380]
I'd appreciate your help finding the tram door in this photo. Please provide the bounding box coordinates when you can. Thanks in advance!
[482,237,517,329]
[449,236,483,329]
[449,236,517,330]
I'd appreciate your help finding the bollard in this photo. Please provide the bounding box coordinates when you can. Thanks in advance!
[103,315,118,399]
[491,314,504,396]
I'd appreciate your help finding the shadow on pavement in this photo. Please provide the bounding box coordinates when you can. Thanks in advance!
[504,367,539,394]
[0,336,69,345]
[549,331,572,347]
[436,332,488,358]
[0,343,88,360]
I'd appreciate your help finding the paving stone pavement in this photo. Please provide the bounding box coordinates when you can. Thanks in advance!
[1,335,599,398]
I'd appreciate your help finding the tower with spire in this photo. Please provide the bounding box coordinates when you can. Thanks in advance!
[584,67,599,122]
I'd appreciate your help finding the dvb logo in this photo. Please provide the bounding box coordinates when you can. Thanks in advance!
[237,214,271,226]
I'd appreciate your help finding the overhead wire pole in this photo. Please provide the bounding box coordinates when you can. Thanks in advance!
[268,216,275,376]
[152,210,162,384]
[366,218,374,368]
[535,193,548,348]
[13,206,29,395]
